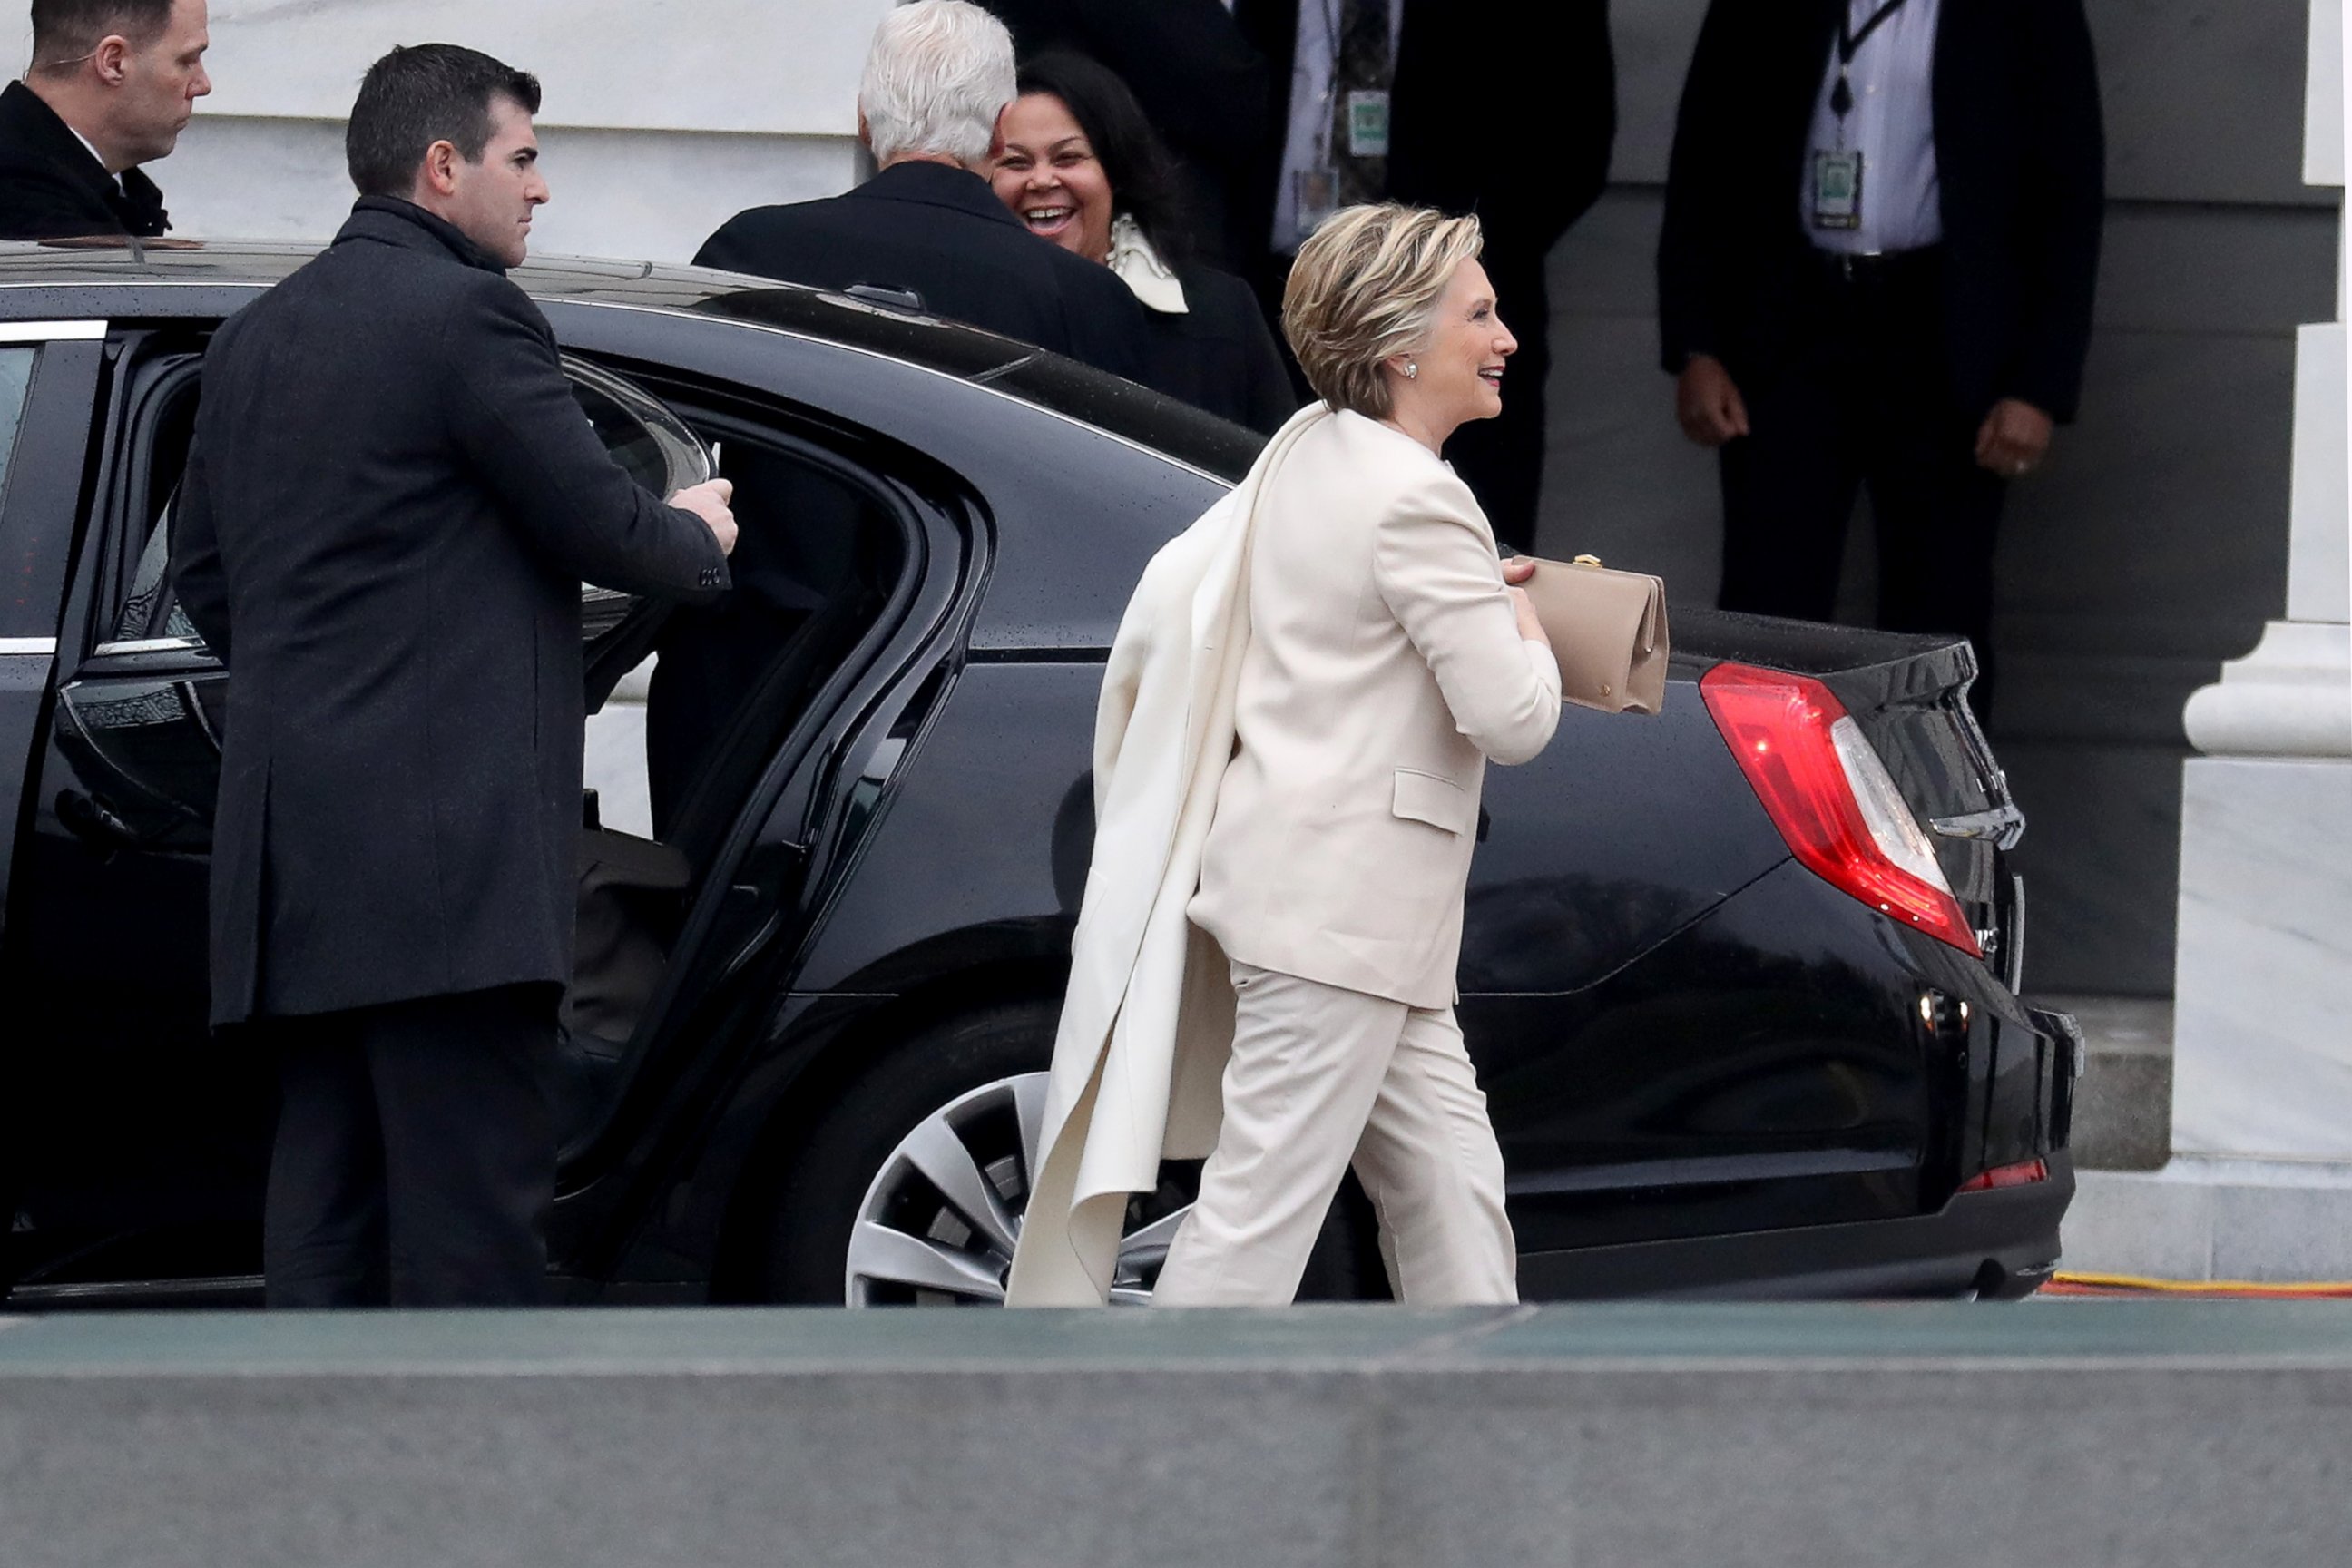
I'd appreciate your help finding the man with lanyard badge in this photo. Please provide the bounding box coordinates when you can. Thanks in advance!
[1658,0,2105,720]
[1230,0,1615,554]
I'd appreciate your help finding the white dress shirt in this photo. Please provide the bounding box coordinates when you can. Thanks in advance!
[1227,0,1405,251]
[66,122,125,194]
[1801,0,1944,256]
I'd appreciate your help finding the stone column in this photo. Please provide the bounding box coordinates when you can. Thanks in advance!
[2073,0,2352,1280]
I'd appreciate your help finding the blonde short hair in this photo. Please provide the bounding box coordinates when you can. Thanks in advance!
[1281,204,1485,419]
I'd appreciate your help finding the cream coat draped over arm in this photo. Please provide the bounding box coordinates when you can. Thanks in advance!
[1004,405,1329,1306]
[1005,403,1562,1306]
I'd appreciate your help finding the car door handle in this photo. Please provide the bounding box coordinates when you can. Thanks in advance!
[55,789,140,856]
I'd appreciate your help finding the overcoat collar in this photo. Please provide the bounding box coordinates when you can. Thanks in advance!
[334,195,510,276]
[0,79,170,235]
[847,159,1028,230]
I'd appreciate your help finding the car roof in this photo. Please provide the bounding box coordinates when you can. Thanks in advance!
[0,234,1022,348]
[0,236,1263,481]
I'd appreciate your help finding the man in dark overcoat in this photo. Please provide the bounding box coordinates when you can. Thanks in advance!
[0,0,211,240]
[695,0,1153,387]
[1227,0,1617,553]
[1659,0,2104,718]
[171,44,737,1308]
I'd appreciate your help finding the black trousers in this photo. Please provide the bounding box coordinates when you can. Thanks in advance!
[1717,247,2007,715]
[261,984,557,1308]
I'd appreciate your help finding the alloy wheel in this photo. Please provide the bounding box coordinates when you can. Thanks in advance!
[843,1072,1192,1306]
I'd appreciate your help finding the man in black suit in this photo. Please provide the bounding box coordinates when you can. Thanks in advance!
[0,0,210,240]
[1660,0,2104,715]
[171,44,737,1308]
[1230,0,1615,552]
[696,0,1152,387]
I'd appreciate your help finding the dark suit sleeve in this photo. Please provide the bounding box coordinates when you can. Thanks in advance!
[440,279,731,600]
[1511,1,1614,253]
[169,437,231,662]
[1656,0,1736,374]
[2005,0,2105,423]
[1387,1,1612,258]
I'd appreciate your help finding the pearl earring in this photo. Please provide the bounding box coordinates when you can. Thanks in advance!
[1405,360,1418,379]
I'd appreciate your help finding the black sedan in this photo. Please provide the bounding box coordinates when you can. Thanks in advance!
[0,241,2077,1308]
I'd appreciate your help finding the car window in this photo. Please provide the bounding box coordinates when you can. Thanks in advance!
[0,345,36,503]
[564,358,714,644]
[975,350,1263,483]
[692,288,1262,484]
[109,355,713,651]
[113,520,199,644]
[566,355,711,498]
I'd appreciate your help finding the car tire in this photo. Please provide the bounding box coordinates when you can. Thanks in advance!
[760,997,1375,1306]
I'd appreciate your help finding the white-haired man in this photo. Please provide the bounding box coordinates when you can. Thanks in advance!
[697,0,1152,383]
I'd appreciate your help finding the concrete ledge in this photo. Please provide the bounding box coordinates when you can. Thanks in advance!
[5,1305,2352,1566]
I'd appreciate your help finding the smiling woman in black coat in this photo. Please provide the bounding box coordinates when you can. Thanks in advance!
[991,50,1296,436]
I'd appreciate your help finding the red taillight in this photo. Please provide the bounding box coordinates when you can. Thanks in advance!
[1700,662,1982,957]
[1956,1158,2049,1193]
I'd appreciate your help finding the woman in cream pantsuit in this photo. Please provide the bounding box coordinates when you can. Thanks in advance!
[1152,205,1563,1306]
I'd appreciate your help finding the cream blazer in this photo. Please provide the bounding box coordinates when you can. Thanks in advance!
[1189,408,1562,1008]
[1004,405,1559,1306]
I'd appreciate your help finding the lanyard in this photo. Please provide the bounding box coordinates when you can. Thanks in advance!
[1318,0,1390,161]
[1830,0,1910,119]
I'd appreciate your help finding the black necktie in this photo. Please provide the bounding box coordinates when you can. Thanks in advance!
[1331,0,1393,205]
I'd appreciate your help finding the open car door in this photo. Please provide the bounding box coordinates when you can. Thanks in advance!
[8,350,711,1302]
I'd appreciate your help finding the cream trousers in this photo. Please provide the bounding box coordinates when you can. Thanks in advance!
[1152,961,1517,1307]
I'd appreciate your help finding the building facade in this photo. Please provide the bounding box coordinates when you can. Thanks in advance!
[54,0,2335,1003]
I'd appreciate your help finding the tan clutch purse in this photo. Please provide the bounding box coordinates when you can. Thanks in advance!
[1519,554,1670,715]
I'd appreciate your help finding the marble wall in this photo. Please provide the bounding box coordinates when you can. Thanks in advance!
[155,115,858,265]
[10,0,892,260]
[2172,756,2352,1159]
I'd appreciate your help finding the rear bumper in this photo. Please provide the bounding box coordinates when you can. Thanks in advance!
[1518,1149,2076,1302]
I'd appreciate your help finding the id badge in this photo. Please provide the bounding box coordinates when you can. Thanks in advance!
[1346,89,1391,158]
[1811,148,1863,230]
[1294,165,1338,243]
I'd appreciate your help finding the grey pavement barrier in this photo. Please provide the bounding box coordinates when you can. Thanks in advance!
[3,1302,2349,1567]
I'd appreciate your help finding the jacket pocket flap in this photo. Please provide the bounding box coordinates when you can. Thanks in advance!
[1391,768,1474,834]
